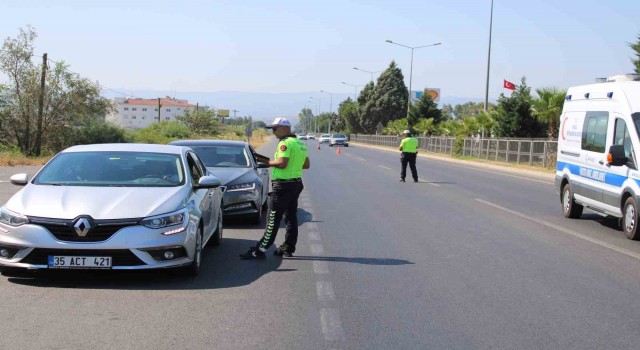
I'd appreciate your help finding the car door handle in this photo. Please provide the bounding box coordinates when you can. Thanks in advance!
[599,160,604,165]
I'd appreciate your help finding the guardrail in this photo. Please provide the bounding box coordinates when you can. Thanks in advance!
[349,135,558,168]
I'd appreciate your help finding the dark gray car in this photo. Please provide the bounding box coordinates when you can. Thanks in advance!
[170,140,270,224]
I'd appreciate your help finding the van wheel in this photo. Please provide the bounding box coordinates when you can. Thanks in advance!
[562,183,583,218]
[623,197,640,240]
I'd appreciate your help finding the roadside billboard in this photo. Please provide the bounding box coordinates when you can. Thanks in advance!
[217,109,230,118]
[411,88,441,103]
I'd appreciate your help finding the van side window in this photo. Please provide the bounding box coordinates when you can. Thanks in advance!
[615,119,636,169]
[581,111,608,153]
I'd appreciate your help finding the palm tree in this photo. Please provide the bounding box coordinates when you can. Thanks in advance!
[532,87,566,140]
[413,118,435,136]
[475,111,497,138]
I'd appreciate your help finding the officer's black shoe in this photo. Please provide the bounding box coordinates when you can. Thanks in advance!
[413,179,419,183]
[274,249,293,257]
[399,179,406,182]
[240,247,266,260]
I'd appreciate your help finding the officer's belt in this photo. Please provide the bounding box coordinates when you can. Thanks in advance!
[272,178,302,183]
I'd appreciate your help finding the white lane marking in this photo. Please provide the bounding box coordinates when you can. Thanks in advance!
[316,281,336,302]
[476,198,640,261]
[308,231,321,241]
[320,308,345,341]
[313,261,330,274]
[417,179,440,187]
[356,157,366,161]
[378,165,392,170]
[310,244,325,256]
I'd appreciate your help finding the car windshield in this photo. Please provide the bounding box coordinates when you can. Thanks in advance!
[332,134,346,138]
[322,134,330,138]
[33,151,185,187]
[188,145,250,168]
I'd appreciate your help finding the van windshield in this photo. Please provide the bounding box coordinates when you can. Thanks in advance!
[633,113,640,140]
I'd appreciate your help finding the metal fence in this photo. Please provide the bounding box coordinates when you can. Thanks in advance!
[349,134,558,168]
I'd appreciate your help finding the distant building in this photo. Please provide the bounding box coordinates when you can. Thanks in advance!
[106,97,197,129]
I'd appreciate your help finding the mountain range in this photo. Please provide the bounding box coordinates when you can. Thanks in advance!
[101,89,489,121]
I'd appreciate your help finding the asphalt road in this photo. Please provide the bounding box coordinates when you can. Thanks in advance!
[2,139,640,349]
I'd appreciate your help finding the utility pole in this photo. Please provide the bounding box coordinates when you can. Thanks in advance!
[157,98,162,122]
[35,53,47,156]
[484,0,494,112]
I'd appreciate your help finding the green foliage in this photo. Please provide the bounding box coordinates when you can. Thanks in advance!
[69,120,128,146]
[531,87,566,139]
[338,98,360,133]
[475,110,497,137]
[132,121,191,143]
[493,77,546,138]
[176,108,220,134]
[412,118,435,136]
[0,26,113,155]
[452,102,491,120]
[359,61,408,133]
[408,91,443,130]
[629,33,640,74]
[383,118,408,135]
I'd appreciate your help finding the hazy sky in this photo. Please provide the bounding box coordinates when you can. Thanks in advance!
[2,0,639,101]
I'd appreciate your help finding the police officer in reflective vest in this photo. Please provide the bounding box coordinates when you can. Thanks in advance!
[399,129,419,182]
[241,117,310,259]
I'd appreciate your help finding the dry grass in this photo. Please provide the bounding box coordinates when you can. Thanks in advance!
[0,152,51,167]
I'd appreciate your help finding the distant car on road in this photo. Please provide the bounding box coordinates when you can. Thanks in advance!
[307,134,316,140]
[319,134,331,143]
[170,140,270,224]
[298,134,308,140]
[0,144,224,276]
[329,133,349,147]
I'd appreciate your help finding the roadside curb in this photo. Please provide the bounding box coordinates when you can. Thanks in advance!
[350,141,555,182]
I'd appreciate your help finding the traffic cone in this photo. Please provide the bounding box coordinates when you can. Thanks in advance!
[317,143,321,150]
[336,147,341,155]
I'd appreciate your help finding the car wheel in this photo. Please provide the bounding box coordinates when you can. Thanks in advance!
[623,196,640,240]
[329,144,333,147]
[345,144,349,147]
[210,212,223,246]
[185,226,203,276]
[561,183,583,219]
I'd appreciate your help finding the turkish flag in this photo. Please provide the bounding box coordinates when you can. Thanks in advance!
[504,79,516,90]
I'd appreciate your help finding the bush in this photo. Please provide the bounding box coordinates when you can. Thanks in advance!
[72,121,128,145]
[453,134,465,156]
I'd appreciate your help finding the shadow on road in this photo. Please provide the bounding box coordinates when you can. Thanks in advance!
[581,213,623,231]
[287,256,414,266]
[4,238,284,290]
[224,208,319,229]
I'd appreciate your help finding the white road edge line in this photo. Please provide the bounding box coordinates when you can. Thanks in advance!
[320,308,345,341]
[475,198,640,261]
[378,165,392,170]
[316,281,336,302]
[356,157,366,161]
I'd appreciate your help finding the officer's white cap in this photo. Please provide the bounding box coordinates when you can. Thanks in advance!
[403,130,411,134]
[266,117,292,128]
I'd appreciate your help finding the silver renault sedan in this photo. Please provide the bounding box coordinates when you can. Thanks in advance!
[0,144,224,276]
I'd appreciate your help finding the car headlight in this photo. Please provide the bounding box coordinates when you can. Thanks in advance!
[140,209,188,235]
[0,207,28,227]
[226,182,256,192]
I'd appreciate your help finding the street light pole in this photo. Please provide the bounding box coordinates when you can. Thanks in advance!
[341,81,362,100]
[385,40,442,117]
[307,100,319,133]
[484,0,494,112]
[353,67,381,82]
[320,90,333,114]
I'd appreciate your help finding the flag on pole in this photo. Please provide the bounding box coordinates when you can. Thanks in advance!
[503,79,516,90]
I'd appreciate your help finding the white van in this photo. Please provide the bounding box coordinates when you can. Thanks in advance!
[556,74,640,240]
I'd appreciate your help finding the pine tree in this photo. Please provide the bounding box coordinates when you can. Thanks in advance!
[408,90,443,131]
[629,33,640,74]
[360,61,408,133]
[493,77,546,138]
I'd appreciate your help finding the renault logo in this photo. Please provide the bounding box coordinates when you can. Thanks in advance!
[73,217,92,237]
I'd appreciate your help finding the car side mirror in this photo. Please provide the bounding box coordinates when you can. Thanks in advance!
[607,144,628,166]
[195,175,221,189]
[257,162,269,169]
[10,173,29,186]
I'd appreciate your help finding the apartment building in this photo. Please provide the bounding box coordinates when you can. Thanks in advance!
[106,97,197,129]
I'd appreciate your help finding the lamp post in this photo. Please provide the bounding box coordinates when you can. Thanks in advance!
[385,40,442,117]
[353,67,381,82]
[307,100,319,133]
[341,81,362,100]
[484,0,494,112]
[320,90,333,114]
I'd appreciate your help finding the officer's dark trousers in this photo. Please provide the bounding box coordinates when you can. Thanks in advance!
[401,152,418,181]
[257,181,304,253]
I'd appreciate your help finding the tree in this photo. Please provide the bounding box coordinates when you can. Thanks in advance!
[413,118,435,136]
[338,98,360,134]
[383,118,408,135]
[0,26,113,155]
[407,90,443,130]
[493,77,545,138]
[629,33,640,73]
[360,61,408,133]
[531,87,566,140]
[176,108,220,134]
[475,110,497,138]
